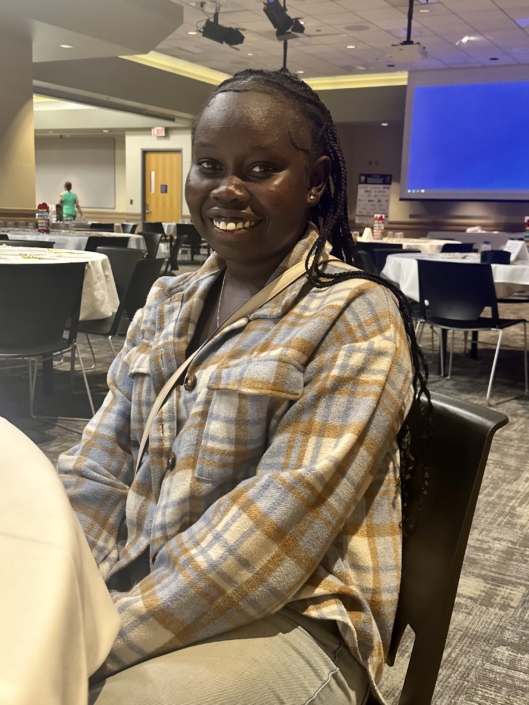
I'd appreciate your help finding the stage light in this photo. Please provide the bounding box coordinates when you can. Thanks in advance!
[201,8,245,47]
[263,0,305,41]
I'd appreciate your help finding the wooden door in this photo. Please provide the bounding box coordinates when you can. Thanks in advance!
[144,151,182,222]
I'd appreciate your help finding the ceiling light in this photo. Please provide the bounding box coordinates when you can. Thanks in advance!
[356,66,366,70]
[201,8,245,46]
[418,8,430,12]
[48,131,54,134]
[347,45,356,49]
[461,36,471,43]
[247,52,254,56]
[381,122,389,127]
[60,44,73,49]
[296,70,304,74]
[103,129,110,133]
[263,0,305,41]
[187,31,198,35]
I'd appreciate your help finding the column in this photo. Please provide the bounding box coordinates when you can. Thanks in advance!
[0,35,35,214]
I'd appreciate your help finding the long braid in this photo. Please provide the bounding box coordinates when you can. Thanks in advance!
[195,69,431,527]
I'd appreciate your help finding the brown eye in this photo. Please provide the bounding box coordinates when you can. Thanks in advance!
[198,159,220,172]
[249,164,275,175]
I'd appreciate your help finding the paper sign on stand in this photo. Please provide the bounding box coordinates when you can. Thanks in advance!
[503,240,529,262]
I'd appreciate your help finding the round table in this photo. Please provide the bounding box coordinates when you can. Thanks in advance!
[2,231,146,251]
[0,246,119,321]
[381,252,529,301]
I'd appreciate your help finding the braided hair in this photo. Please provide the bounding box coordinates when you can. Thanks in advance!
[194,69,431,527]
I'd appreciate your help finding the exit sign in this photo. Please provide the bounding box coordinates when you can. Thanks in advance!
[152,126,166,137]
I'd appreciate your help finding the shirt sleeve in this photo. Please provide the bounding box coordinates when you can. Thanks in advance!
[57,308,146,578]
[96,284,414,678]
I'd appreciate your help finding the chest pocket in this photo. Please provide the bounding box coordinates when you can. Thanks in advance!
[195,358,304,485]
[123,344,155,444]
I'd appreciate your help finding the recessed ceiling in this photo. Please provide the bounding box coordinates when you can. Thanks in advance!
[156,0,529,77]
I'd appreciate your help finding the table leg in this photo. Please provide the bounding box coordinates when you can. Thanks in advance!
[470,331,479,359]
[42,355,54,395]
[437,329,449,376]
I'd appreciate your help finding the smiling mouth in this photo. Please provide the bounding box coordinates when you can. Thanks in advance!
[212,217,258,233]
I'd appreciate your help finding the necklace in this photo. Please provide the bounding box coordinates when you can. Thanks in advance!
[216,272,226,329]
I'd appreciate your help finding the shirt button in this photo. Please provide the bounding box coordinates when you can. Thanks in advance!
[166,451,176,471]
[184,373,197,392]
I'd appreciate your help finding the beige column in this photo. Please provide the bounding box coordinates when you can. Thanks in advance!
[0,35,35,213]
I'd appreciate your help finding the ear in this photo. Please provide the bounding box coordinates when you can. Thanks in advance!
[307,155,331,206]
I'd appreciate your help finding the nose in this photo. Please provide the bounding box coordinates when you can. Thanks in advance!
[211,175,250,207]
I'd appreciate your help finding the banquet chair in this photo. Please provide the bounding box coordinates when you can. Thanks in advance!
[141,221,165,234]
[85,236,129,251]
[0,262,95,425]
[89,223,115,232]
[357,249,376,275]
[137,231,162,259]
[177,223,208,263]
[440,243,474,253]
[358,242,403,272]
[365,392,507,705]
[3,239,56,248]
[121,223,138,234]
[78,257,164,359]
[416,259,528,403]
[0,234,8,240]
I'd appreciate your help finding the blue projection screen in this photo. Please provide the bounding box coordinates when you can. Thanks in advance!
[401,73,529,201]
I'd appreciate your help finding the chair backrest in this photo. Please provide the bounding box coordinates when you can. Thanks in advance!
[89,222,115,232]
[0,234,8,240]
[85,236,130,251]
[176,223,202,245]
[121,223,138,234]
[124,258,165,320]
[377,392,508,705]
[374,248,420,275]
[357,249,376,275]
[3,240,55,248]
[0,263,86,354]
[137,231,162,258]
[440,242,474,253]
[95,247,146,300]
[480,249,511,265]
[141,221,165,235]
[417,259,499,325]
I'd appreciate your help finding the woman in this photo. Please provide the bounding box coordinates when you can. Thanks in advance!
[58,70,428,705]
[60,181,83,220]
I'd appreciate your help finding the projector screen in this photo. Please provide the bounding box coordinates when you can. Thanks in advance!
[401,66,529,201]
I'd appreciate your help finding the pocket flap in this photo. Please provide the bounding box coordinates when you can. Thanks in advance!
[207,358,303,400]
[123,344,152,375]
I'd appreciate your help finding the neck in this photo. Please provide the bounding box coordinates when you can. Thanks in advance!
[223,251,288,294]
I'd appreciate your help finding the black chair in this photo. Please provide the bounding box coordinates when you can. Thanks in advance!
[358,242,403,273]
[79,246,146,361]
[124,258,166,320]
[0,262,94,422]
[416,259,528,402]
[357,249,377,275]
[440,242,474,253]
[89,223,115,232]
[375,248,420,275]
[176,223,209,263]
[3,240,56,248]
[79,258,164,357]
[141,221,165,235]
[480,249,511,265]
[137,231,162,259]
[0,234,8,240]
[121,223,138,234]
[85,236,129,252]
[366,392,508,705]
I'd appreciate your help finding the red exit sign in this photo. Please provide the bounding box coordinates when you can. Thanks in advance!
[152,126,166,137]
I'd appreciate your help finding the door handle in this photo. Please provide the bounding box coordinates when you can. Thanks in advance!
[145,203,150,213]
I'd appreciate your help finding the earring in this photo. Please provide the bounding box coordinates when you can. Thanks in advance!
[309,193,316,202]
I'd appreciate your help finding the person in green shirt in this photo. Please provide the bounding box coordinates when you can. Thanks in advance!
[59,182,83,220]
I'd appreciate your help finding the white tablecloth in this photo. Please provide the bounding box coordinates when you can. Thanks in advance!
[0,247,119,320]
[382,252,529,301]
[427,231,521,249]
[3,231,146,251]
[0,418,120,705]
[356,238,459,254]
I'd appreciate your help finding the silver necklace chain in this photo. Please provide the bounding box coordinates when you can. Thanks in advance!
[216,272,226,329]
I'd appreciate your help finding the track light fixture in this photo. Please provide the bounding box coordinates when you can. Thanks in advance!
[201,6,245,47]
[263,0,305,42]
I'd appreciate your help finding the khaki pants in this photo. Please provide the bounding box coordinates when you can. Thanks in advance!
[89,607,370,705]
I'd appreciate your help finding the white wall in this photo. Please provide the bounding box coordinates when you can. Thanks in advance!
[125,128,192,218]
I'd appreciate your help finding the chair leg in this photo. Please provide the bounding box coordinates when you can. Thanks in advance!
[28,358,38,417]
[447,330,455,379]
[74,343,95,417]
[439,329,445,378]
[108,336,117,357]
[85,334,97,370]
[415,320,424,339]
[463,331,468,355]
[487,329,503,405]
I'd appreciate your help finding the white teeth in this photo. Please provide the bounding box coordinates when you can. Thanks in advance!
[244,221,250,228]
[237,222,244,229]
[213,217,256,231]
[219,221,227,230]
[226,222,236,231]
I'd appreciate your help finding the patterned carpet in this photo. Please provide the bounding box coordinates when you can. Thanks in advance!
[1,289,528,705]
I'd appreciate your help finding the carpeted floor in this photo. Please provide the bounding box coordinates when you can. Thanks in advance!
[1,276,528,704]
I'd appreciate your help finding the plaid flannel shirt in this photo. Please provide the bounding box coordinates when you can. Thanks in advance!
[58,228,413,699]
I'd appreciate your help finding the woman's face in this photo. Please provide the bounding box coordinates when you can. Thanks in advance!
[185,90,327,267]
